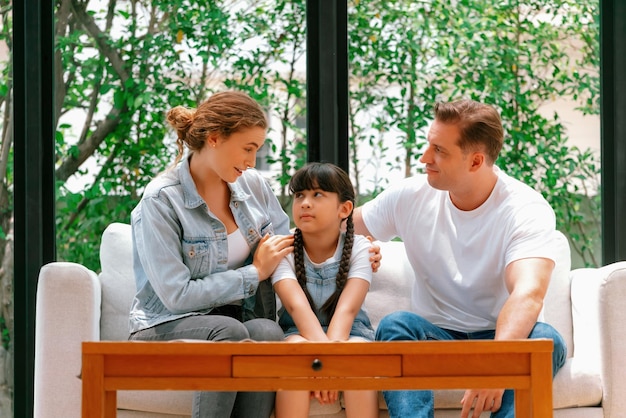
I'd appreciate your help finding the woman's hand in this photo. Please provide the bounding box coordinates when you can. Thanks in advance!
[252,234,294,281]
[367,236,382,273]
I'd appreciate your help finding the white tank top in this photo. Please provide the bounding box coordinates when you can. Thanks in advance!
[227,228,250,269]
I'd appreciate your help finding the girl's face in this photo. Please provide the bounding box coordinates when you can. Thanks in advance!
[206,126,266,183]
[292,186,353,234]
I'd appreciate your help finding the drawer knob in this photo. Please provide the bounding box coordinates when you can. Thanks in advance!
[311,358,323,371]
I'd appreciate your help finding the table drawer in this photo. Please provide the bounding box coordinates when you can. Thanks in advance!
[233,354,402,378]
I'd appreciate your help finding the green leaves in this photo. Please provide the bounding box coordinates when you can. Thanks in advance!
[50,0,599,270]
[347,0,600,266]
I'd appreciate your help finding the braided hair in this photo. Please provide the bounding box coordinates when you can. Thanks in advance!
[289,162,356,320]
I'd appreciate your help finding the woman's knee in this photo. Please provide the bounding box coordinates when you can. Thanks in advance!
[210,316,251,341]
[244,318,285,341]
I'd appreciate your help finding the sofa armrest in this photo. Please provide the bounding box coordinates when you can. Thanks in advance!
[597,261,626,416]
[34,262,101,418]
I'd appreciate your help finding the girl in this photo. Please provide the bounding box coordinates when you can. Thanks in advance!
[272,162,379,418]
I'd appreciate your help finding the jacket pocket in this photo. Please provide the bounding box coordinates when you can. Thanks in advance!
[260,220,274,237]
[181,240,210,278]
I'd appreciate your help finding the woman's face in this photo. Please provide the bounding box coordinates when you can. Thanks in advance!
[208,126,266,183]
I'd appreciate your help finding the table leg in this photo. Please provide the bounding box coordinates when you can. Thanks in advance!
[82,353,104,418]
[531,352,553,417]
[105,391,117,418]
[515,389,531,418]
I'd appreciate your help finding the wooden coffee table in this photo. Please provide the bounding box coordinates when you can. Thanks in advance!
[82,339,553,417]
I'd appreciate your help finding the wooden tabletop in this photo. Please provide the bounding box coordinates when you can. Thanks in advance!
[82,339,554,417]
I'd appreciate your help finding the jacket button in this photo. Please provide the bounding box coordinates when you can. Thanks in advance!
[188,250,195,257]
[248,228,254,235]
[234,202,239,208]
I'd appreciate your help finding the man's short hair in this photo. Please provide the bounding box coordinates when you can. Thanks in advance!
[434,99,504,164]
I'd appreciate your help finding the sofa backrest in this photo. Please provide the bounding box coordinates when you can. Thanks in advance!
[98,223,573,357]
[364,241,413,328]
[543,231,574,357]
[99,222,135,341]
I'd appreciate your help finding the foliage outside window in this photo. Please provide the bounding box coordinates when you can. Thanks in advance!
[0,0,600,414]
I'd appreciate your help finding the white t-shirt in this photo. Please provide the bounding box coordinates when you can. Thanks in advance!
[272,233,372,287]
[361,167,560,332]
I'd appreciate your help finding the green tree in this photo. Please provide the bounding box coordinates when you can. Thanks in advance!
[0,0,13,413]
[54,0,309,270]
[347,0,600,265]
[442,0,601,265]
[225,0,308,201]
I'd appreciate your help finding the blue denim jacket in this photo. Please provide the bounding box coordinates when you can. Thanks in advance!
[129,156,290,334]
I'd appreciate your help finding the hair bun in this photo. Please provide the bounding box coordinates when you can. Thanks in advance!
[166,106,195,136]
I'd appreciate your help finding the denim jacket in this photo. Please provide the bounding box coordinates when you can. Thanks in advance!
[129,156,290,334]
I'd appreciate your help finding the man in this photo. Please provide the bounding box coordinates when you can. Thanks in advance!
[353,99,567,418]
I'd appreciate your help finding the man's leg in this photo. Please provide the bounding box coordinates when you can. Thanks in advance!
[490,322,567,418]
[529,322,567,377]
[375,311,453,418]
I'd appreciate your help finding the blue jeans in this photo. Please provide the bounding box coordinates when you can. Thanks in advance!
[375,311,567,418]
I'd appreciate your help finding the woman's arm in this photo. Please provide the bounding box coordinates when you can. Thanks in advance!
[325,278,370,341]
[274,279,328,341]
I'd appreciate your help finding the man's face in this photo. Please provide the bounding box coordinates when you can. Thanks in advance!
[418,120,472,191]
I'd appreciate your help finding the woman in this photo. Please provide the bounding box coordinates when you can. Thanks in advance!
[128,91,294,418]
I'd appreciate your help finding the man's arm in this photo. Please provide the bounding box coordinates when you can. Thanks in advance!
[496,256,555,340]
[352,206,374,238]
[460,256,555,418]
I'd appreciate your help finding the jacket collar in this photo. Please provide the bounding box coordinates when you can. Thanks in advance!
[179,154,250,209]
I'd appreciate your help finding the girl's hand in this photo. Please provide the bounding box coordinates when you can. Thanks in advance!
[252,234,294,281]
[367,236,382,273]
[311,390,339,405]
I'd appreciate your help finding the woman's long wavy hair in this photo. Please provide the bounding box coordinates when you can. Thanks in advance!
[289,162,355,321]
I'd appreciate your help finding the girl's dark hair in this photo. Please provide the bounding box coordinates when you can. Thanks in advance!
[289,162,355,320]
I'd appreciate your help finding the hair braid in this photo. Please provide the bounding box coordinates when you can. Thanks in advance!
[320,214,354,319]
[294,228,317,311]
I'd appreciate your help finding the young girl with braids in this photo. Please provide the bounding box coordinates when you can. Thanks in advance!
[272,162,379,418]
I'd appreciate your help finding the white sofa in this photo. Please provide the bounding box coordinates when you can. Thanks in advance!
[34,222,626,417]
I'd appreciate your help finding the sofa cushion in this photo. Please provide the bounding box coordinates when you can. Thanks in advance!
[367,233,586,411]
[34,262,101,418]
[368,233,572,351]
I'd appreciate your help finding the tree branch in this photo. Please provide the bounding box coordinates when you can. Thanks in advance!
[70,0,129,83]
[55,105,123,182]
